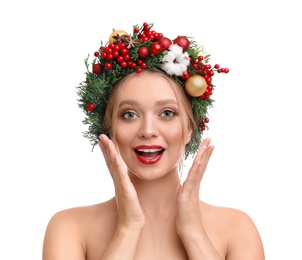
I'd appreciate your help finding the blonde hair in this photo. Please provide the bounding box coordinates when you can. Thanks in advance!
[103,69,196,155]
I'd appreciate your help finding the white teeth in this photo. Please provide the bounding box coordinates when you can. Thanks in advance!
[137,149,162,153]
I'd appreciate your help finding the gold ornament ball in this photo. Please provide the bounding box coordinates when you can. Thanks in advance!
[185,75,207,97]
[109,30,129,43]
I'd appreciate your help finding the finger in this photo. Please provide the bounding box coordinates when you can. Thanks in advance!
[184,138,215,189]
[98,134,122,182]
[99,135,130,185]
[192,138,214,180]
[98,135,110,167]
[98,135,115,176]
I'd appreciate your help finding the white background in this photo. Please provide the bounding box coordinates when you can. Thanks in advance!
[1,0,301,259]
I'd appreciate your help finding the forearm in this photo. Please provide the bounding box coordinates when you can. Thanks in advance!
[178,228,224,260]
[100,226,143,260]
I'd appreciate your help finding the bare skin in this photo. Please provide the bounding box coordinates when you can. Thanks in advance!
[43,72,265,259]
[43,136,264,260]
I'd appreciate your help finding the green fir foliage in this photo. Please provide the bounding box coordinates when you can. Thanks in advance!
[76,22,226,159]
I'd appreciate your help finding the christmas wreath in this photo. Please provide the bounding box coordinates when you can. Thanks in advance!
[76,22,229,158]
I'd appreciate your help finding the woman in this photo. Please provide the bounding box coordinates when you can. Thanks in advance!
[43,22,265,259]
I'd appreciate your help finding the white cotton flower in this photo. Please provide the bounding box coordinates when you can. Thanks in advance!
[162,63,176,75]
[162,50,176,63]
[161,44,190,76]
[174,63,187,75]
[176,52,190,66]
[169,44,183,57]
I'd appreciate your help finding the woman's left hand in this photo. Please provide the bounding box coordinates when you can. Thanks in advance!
[176,137,214,235]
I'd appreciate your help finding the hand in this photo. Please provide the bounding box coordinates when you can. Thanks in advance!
[98,134,145,230]
[176,138,214,235]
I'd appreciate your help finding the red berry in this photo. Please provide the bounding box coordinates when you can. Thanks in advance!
[120,61,127,68]
[173,36,190,51]
[105,47,113,54]
[204,117,209,123]
[86,102,95,112]
[198,56,203,61]
[117,56,123,63]
[92,63,102,75]
[112,51,119,58]
[181,70,190,80]
[101,52,107,59]
[107,54,113,60]
[113,45,120,51]
[199,123,206,131]
[105,62,112,70]
[123,54,130,61]
[120,48,128,56]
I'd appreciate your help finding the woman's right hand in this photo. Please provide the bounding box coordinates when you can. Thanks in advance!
[98,134,145,230]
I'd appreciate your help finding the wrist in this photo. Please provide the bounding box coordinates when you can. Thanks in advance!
[117,222,145,234]
[177,225,205,241]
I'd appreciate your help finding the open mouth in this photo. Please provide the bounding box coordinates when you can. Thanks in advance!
[135,149,165,158]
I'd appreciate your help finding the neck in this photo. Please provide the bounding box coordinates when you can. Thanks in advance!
[128,168,184,252]
[129,168,182,218]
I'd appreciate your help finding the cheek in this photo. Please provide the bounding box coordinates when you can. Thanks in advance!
[114,123,135,150]
[162,121,184,144]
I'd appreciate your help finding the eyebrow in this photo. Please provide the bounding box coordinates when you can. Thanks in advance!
[118,99,178,107]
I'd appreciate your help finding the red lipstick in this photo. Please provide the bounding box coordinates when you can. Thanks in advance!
[134,145,165,164]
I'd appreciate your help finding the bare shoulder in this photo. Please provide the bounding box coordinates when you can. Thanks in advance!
[43,198,117,260]
[44,198,117,234]
[201,201,257,227]
[200,201,265,260]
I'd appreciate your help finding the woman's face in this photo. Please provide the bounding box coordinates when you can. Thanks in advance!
[113,71,191,180]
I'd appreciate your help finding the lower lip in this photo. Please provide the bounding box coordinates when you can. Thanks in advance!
[135,152,164,164]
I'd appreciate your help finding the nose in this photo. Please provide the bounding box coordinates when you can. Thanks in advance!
[138,115,159,139]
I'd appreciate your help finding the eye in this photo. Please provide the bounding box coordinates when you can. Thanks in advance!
[122,111,138,120]
[160,110,175,118]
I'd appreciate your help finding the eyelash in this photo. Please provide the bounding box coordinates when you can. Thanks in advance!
[120,109,177,120]
[121,111,137,119]
[160,109,176,118]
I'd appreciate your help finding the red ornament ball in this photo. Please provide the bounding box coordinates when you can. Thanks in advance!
[138,46,149,59]
[157,37,172,50]
[150,43,162,54]
[173,36,190,51]
[92,63,102,75]
[86,102,96,112]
